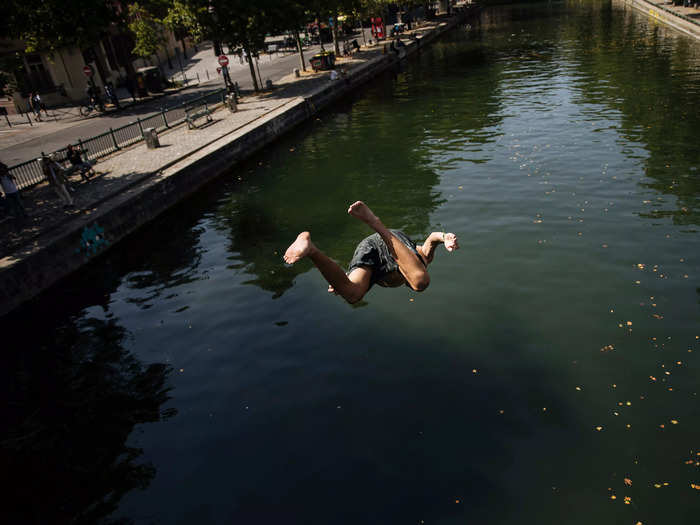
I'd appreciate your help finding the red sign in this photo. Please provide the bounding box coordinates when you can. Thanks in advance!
[218,55,229,67]
[83,65,93,76]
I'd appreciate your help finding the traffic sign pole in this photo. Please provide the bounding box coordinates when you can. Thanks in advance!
[218,55,234,96]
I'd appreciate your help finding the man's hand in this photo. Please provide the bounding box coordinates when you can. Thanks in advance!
[444,233,459,252]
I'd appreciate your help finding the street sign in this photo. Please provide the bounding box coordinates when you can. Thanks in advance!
[83,65,93,77]
[218,55,229,67]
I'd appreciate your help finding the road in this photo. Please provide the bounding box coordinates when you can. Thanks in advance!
[0,41,342,166]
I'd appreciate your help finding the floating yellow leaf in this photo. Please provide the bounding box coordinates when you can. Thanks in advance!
[671,420,678,425]
[624,496,631,505]
[595,426,603,431]
[610,494,617,500]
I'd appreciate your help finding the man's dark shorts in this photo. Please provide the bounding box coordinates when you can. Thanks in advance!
[348,229,424,288]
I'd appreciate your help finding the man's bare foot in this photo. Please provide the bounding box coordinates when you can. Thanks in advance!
[327,284,338,295]
[283,232,315,264]
[347,201,381,227]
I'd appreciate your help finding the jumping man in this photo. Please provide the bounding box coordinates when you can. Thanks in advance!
[283,201,459,304]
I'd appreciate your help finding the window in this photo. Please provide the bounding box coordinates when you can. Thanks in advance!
[25,54,54,91]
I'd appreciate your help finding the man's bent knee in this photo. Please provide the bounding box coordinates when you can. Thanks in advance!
[409,274,430,292]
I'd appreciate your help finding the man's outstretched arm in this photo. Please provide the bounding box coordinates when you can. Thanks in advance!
[417,232,459,264]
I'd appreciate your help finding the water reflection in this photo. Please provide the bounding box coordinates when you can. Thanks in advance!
[562,1,700,224]
[0,314,174,524]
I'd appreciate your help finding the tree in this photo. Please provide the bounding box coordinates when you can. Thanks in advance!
[1,0,120,54]
[128,3,167,61]
[192,0,285,91]
[163,0,206,58]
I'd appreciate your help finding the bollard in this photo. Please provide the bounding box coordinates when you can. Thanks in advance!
[294,68,300,78]
[265,79,273,90]
[144,127,160,149]
[225,94,237,113]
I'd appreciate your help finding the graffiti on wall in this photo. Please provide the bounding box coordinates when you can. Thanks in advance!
[76,223,110,257]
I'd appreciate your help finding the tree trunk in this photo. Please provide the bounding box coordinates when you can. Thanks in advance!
[332,13,341,57]
[180,37,187,59]
[245,46,259,92]
[294,29,306,72]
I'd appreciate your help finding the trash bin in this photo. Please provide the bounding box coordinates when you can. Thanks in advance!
[310,51,336,71]
[134,72,149,98]
[144,127,160,149]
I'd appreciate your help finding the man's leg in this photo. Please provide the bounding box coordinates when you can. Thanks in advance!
[284,232,371,304]
[347,201,430,291]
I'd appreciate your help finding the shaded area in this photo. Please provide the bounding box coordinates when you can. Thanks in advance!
[0,314,175,524]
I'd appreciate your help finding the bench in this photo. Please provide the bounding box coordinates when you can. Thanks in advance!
[186,103,213,129]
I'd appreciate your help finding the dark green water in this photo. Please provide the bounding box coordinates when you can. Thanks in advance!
[2,2,699,523]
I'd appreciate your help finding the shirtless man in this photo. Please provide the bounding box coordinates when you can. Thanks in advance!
[283,201,459,304]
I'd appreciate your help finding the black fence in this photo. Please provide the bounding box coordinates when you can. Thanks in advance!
[7,88,227,190]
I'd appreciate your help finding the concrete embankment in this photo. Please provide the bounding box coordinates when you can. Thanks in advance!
[0,14,468,317]
[619,0,700,39]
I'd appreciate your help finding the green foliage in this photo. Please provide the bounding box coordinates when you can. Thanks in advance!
[1,0,120,53]
[128,3,166,58]
[163,0,206,43]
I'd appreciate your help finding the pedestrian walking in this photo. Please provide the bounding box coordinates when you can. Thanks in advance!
[40,154,74,209]
[0,161,28,219]
[28,91,42,121]
[36,92,48,116]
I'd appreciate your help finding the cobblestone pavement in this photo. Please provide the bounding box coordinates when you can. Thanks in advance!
[0,20,442,265]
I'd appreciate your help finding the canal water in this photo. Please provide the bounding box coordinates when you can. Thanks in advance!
[2,2,699,523]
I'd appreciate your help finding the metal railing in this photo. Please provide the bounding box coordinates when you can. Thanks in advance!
[8,88,227,190]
